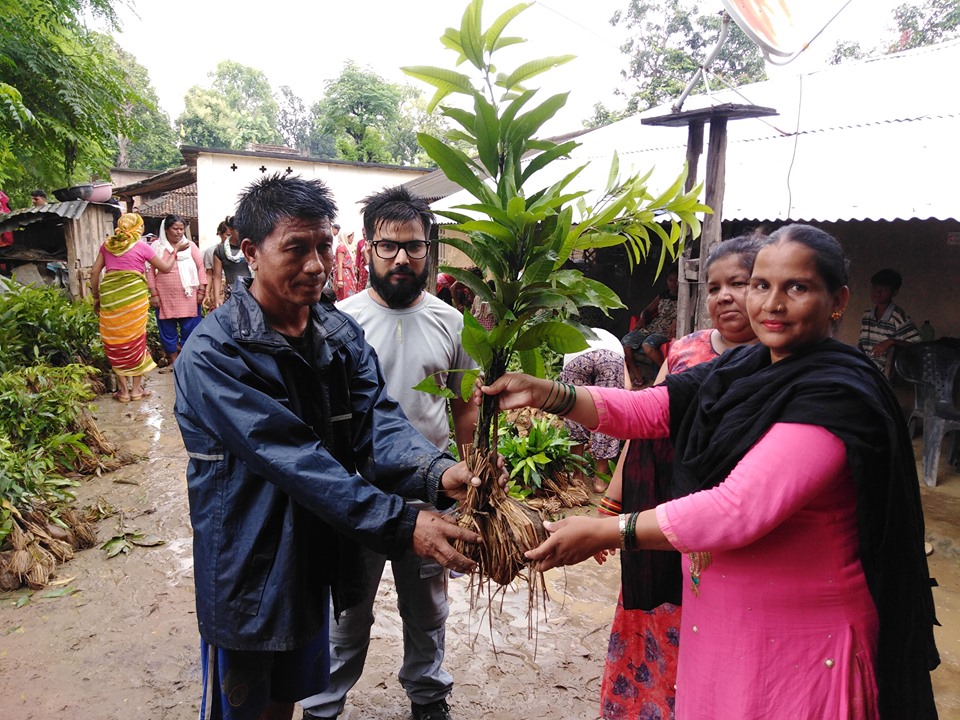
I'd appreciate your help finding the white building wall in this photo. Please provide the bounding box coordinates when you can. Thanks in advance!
[194,152,427,250]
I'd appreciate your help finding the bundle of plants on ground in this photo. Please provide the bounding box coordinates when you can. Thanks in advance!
[498,410,591,513]
[0,283,130,591]
[407,0,707,597]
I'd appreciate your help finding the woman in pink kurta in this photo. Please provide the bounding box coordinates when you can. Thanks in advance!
[598,236,762,720]
[145,214,206,364]
[482,225,939,719]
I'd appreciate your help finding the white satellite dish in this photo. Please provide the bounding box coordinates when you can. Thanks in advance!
[720,0,855,64]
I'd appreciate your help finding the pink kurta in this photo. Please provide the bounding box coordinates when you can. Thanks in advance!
[145,243,205,320]
[590,385,880,719]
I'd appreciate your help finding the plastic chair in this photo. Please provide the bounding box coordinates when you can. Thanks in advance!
[896,343,960,487]
[894,344,927,439]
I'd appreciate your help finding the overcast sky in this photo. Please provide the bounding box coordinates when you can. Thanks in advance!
[110,0,903,135]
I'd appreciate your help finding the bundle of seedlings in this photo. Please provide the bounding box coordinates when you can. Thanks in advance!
[408,0,706,604]
[0,364,130,590]
[499,412,591,510]
[0,504,97,591]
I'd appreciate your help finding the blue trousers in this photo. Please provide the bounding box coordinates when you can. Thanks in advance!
[157,313,201,353]
[300,539,452,717]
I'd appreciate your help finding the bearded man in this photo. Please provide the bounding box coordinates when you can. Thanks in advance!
[301,186,477,720]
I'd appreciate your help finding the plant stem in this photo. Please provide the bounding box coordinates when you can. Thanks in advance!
[474,350,509,458]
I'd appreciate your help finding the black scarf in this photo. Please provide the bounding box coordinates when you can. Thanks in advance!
[663,339,939,719]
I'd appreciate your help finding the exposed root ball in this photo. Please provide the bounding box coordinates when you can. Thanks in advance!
[454,450,548,586]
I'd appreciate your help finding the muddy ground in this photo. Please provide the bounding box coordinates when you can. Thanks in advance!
[0,371,958,719]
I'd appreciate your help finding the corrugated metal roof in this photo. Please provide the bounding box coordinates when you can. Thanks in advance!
[435,39,960,223]
[0,200,91,233]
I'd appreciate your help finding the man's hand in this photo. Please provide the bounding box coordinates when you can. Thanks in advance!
[411,511,479,573]
[439,456,509,502]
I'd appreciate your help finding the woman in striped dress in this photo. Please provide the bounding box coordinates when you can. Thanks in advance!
[90,213,186,401]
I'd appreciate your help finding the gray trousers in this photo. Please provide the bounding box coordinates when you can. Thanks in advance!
[300,543,453,717]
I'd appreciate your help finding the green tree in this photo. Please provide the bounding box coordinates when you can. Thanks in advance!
[176,61,282,149]
[888,0,960,50]
[0,0,144,202]
[601,0,766,117]
[276,85,311,151]
[387,88,471,166]
[309,61,403,163]
[830,0,960,62]
[111,45,181,170]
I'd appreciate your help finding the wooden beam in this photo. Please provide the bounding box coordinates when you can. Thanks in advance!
[676,121,704,338]
[695,117,729,330]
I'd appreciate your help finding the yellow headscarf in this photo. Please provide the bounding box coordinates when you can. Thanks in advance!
[104,213,145,256]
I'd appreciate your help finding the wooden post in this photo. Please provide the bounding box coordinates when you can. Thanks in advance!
[695,117,728,331]
[676,121,704,338]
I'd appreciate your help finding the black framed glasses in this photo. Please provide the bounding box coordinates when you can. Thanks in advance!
[371,240,430,260]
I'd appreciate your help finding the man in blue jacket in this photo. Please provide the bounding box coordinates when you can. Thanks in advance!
[174,173,486,720]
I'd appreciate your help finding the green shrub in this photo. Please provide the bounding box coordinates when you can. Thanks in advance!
[498,414,588,499]
[0,283,107,375]
[0,364,97,515]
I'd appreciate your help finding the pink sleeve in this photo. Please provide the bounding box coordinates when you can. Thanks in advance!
[656,423,849,552]
[586,385,671,439]
[145,245,159,292]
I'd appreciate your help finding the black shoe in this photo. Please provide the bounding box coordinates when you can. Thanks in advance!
[411,699,452,720]
[302,712,337,720]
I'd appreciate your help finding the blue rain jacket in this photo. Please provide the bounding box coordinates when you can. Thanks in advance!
[174,280,456,651]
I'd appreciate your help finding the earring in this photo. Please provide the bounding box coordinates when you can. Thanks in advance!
[831,310,843,321]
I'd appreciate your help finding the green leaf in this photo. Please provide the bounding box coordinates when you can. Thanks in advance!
[520,139,579,185]
[416,133,490,203]
[40,586,79,599]
[517,349,545,377]
[513,321,589,353]
[499,56,575,92]
[460,311,493,370]
[458,368,483,403]
[483,3,532,51]
[413,374,457,400]
[460,0,485,69]
[473,94,501,176]
[101,537,130,558]
[457,220,514,242]
[491,36,526,52]
[130,534,165,547]
[509,92,570,144]
[401,66,477,111]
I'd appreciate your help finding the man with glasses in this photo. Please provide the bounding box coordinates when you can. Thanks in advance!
[301,186,477,720]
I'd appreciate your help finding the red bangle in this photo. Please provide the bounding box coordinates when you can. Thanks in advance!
[598,496,623,517]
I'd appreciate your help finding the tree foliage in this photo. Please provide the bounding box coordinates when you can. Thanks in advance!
[176,61,282,149]
[830,0,960,64]
[589,0,766,125]
[0,0,146,202]
[309,61,404,162]
[276,85,312,151]
[110,44,181,171]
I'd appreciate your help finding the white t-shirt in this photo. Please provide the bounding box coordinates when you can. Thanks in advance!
[336,290,477,451]
[563,327,624,367]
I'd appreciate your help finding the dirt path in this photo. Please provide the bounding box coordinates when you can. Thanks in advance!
[1,371,958,719]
